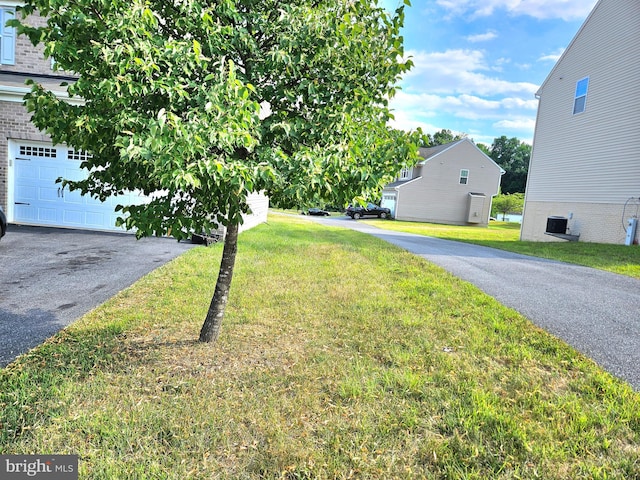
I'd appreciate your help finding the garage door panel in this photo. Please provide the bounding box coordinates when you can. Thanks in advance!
[14,204,36,221]
[63,189,87,205]
[38,207,58,223]
[38,187,59,203]
[16,162,38,180]
[15,185,38,203]
[85,212,108,228]
[62,166,86,182]
[62,209,86,225]
[39,165,59,182]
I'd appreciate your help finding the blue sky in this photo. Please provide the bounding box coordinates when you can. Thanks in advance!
[381,0,599,145]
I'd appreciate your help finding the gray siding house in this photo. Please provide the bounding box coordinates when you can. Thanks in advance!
[521,0,640,244]
[381,138,503,226]
[1,5,267,234]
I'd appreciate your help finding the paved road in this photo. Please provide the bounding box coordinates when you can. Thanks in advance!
[309,215,640,390]
[0,225,194,366]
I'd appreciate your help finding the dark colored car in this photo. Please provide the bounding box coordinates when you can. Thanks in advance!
[306,208,330,216]
[0,206,6,240]
[345,203,391,220]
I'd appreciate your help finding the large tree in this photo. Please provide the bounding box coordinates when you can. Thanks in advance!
[14,0,422,342]
[489,136,531,194]
[492,193,524,221]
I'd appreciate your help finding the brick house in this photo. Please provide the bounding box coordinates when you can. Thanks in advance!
[1,4,267,233]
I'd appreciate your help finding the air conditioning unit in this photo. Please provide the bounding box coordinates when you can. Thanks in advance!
[546,216,567,234]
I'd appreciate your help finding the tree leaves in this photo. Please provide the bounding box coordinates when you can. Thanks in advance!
[490,136,531,194]
[15,0,423,235]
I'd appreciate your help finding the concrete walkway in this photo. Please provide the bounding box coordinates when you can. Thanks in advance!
[309,215,640,390]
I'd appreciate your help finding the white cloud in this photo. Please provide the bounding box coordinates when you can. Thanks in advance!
[501,97,538,109]
[388,95,536,142]
[403,49,539,97]
[389,90,537,124]
[388,111,441,134]
[538,48,565,62]
[466,30,498,43]
[493,118,536,130]
[435,0,598,21]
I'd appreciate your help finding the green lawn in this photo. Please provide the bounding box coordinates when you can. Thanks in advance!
[1,214,639,478]
[362,219,640,279]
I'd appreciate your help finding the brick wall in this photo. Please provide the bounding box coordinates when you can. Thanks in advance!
[521,200,639,245]
[0,11,68,77]
[1,10,64,211]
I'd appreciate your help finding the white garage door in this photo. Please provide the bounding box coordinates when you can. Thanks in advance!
[12,142,149,231]
[381,193,397,218]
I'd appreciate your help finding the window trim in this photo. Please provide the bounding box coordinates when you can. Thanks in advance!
[573,76,589,115]
[459,169,469,185]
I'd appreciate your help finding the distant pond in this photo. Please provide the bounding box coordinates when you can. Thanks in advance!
[494,214,522,223]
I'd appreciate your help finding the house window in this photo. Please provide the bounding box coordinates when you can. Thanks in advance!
[459,169,469,185]
[1,7,16,65]
[399,167,411,180]
[573,77,589,115]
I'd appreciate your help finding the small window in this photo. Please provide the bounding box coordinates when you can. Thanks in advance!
[68,149,93,161]
[399,167,411,180]
[459,169,469,185]
[19,145,56,158]
[573,77,589,115]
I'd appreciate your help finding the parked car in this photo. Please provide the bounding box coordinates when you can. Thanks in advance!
[0,206,6,240]
[345,203,391,220]
[306,208,330,216]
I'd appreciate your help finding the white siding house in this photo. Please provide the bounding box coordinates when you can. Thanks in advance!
[521,0,640,244]
[381,138,503,226]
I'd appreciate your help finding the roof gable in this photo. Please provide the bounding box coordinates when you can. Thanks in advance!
[419,137,504,173]
[537,0,604,95]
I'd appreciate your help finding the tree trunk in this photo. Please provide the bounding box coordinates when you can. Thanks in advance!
[199,222,239,343]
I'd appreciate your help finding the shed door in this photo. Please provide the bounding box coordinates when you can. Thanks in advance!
[12,141,149,231]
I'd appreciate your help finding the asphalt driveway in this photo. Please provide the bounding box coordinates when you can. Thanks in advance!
[0,225,194,366]
[309,215,640,390]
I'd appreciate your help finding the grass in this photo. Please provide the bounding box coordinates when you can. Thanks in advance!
[361,219,640,279]
[1,214,640,478]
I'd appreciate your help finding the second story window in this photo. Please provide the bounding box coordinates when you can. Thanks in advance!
[459,169,469,185]
[573,77,589,115]
[399,167,411,180]
[1,7,15,65]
